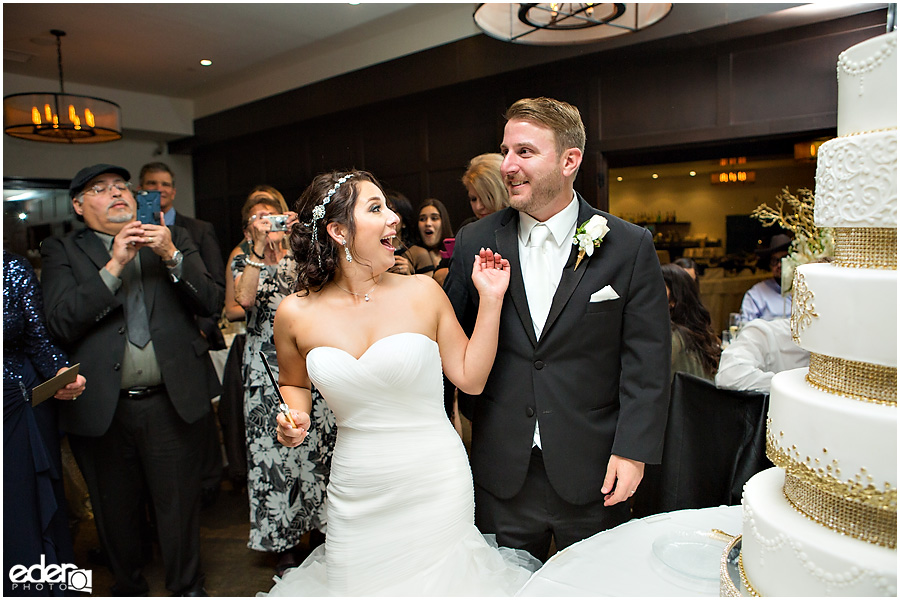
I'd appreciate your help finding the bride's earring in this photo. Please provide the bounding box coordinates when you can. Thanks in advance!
[342,239,352,263]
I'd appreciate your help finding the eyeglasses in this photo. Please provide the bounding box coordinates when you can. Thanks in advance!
[82,181,131,197]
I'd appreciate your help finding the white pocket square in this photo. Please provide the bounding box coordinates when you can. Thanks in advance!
[590,285,619,302]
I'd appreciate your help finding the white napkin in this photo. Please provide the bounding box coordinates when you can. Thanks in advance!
[589,285,619,302]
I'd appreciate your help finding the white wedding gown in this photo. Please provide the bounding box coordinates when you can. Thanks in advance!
[264,332,540,596]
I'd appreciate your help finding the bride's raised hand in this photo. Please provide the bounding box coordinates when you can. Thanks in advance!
[471,247,510,300]
[276,410,311,448]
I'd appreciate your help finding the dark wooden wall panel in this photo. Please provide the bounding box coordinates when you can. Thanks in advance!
[730,27,873,125]
[600,49,719,138]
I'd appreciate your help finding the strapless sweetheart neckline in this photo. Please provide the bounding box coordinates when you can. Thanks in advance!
[308,331,436,361]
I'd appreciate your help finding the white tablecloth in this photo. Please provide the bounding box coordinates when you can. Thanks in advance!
[516,505,742,596]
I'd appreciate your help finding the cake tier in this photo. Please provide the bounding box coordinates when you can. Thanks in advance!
[815,130,897,228]
[836,31,897,137]
[741,467,897,597]
[768,368,897,496]
[791,262,897,367]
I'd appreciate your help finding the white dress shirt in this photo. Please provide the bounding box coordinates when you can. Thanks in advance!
[517,193,579,448]
[715,318,809,393]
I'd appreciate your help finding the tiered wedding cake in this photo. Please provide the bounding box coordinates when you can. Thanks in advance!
[726,30,897,596]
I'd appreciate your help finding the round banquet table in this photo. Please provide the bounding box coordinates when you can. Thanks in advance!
[516,505,742,597]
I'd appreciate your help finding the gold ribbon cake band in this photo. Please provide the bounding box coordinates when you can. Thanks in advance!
[767,438,897,547]
[807,353,897,405]
[783,473,897,548]
[833,227,897,269]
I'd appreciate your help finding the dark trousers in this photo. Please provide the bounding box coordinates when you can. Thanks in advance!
[69,391,204,595]
[474,447,630,562]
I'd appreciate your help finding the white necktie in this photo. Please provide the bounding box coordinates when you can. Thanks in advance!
[525,224,554,338]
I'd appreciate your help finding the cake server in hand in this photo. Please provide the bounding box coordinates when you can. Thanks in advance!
[258,350,297,429]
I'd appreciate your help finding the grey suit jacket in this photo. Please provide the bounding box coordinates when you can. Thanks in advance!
[40,225,223,437]
[444,195,671,505]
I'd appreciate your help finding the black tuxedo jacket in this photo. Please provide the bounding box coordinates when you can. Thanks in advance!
[444,195,671,505]
[40,225,223,437]
[174,212,227,349]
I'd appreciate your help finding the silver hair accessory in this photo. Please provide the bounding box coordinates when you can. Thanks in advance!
[342,239,352,263]
[306,173,354,268]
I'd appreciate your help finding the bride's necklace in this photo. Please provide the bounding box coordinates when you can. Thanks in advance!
[334,277,380,302]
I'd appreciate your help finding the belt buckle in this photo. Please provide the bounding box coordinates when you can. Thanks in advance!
[127,386,150,398]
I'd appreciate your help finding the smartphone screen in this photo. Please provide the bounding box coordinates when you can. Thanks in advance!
[135,190,161,224]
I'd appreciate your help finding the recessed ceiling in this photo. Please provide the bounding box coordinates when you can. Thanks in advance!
[2,3,421,98]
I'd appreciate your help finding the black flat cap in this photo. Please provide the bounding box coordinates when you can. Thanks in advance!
[69,164,131,198]
[755,233,792,256]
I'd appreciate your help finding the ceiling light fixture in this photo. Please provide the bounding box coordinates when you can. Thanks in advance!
[473,3,672,45]
[3,30,122,143]
[200,59,213,66]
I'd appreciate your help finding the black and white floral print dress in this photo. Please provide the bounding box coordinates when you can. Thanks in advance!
[232,253,336,552]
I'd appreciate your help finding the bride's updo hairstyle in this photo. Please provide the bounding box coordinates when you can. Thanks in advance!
[291,169,385,295]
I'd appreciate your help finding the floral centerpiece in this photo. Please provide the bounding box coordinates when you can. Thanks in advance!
[751,187,834,294]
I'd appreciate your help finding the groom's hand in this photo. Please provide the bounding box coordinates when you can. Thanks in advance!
[601,454,645,506]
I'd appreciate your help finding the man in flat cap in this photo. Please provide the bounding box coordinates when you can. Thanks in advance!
[40,164,222,596]
[740,233,793,322]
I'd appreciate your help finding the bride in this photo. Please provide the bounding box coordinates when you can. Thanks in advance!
[267,170,540,596]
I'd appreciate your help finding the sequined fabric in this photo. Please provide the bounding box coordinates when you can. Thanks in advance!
[3,250,69,399]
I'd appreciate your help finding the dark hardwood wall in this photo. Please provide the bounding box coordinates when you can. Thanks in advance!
[176,11,885,255]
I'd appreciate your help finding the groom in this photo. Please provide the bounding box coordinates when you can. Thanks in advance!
[444,97,671,560]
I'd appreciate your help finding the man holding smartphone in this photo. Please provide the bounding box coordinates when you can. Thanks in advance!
[41,164,222,596]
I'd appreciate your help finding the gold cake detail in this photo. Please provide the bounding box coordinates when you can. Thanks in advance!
[767,434,897,512]
[790,271,818,344]
[806,352,897,405]
[833,227,897,269]
[783,473,897,548]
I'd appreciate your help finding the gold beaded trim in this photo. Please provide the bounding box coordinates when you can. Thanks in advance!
[738,551,761,597]
[807,352,897,405]
[783,473,897,548]
[766,436,897,512]
[719,534,745,597]
[833,228,897,270]
[790,271,817,344]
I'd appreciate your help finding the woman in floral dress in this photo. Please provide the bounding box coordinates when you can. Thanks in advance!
[233,186,336,575]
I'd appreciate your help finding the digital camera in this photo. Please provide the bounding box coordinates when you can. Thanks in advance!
[265,214,288,232]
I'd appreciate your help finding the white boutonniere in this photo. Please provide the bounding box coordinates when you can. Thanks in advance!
[572,215,609,270]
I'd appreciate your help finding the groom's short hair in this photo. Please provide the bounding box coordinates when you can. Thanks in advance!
[504,97,586,156]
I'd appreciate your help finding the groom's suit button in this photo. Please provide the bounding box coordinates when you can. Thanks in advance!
[533,360,544,370]
[526,407,535,418]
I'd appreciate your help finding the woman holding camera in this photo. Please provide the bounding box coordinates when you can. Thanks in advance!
[233,186,336,576]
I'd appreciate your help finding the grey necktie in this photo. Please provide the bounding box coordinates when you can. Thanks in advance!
[524,224,554,338]
[121,255,151,348]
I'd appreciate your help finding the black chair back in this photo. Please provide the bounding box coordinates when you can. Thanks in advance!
[632,372,771,518]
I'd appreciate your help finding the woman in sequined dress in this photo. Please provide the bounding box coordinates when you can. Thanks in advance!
[3,250,86,596]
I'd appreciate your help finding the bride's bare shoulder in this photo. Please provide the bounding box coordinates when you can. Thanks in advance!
[276,289,318,318]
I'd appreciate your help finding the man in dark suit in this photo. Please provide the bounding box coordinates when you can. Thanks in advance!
[138,162,225,506]
[41,164,223,596]
[444,98,671,560]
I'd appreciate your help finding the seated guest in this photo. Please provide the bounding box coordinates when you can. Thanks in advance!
[403,198,454,283]
[673,257,699,281]
[741,234,792,322]
[716,318,809,393]
[661,264,721,381]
